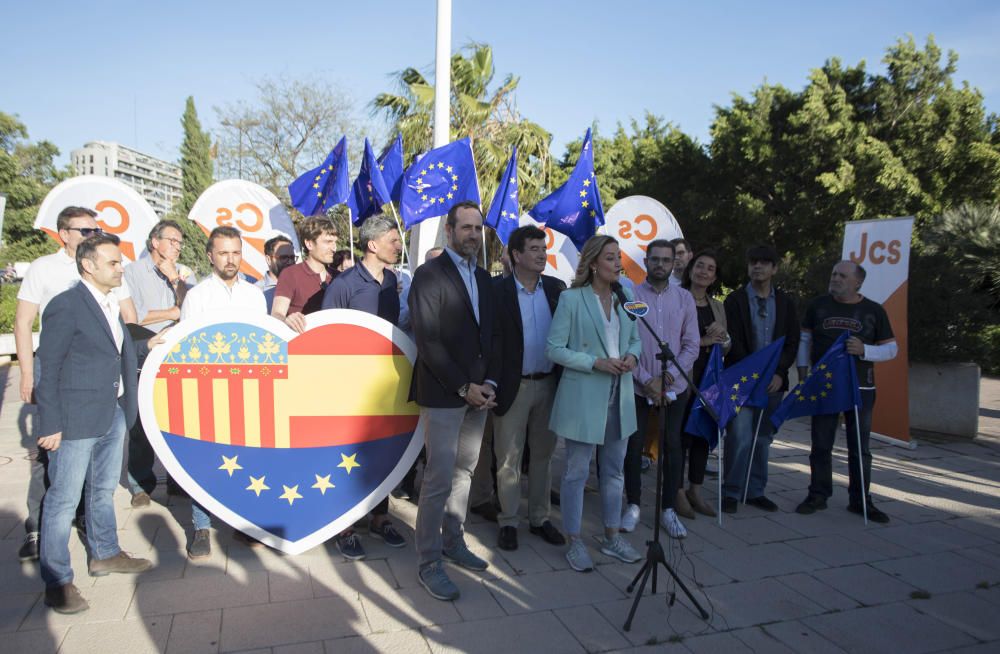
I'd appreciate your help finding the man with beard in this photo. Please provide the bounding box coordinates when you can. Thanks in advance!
[271,216,338,333]
[409,201,499,601]
[669,238,693,287]
[256,235,296,313]
[179,226,266,558]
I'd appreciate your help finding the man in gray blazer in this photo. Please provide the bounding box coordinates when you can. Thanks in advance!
[36,233,153,614]
[409,201,500,601]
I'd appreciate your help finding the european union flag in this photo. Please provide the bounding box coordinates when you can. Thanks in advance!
[484,147,520,245]
[378,134,405,203]
[685,337,785,448]
[529,128,604,251]
[347,138,392,225]
[685,344,725,448]
[288,137,350,216]
[399,138,480,229]
[770,331,861,430]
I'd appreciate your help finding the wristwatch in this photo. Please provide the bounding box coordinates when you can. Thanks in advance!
[458,383,470,398]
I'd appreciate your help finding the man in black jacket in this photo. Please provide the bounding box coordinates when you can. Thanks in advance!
[721,245,799,513]
[491,226,566,551]
[409,201,501,601]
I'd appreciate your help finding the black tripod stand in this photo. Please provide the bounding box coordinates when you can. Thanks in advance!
[622,310,716,630]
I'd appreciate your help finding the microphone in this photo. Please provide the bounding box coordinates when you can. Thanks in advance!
[611,282,649,321]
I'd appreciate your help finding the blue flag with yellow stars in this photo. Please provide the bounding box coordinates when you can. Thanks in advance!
[347,138,392,225]
[770,331,861,430]
[685,344,725,448]
[399,138,480,229]
[288,136,350,216]
[685,337,785,448]
[529,128,604,251]
[378,134,405,203]
[484,147,520,245]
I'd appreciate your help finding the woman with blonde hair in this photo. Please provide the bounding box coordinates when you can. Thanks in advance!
[546,235,643,572]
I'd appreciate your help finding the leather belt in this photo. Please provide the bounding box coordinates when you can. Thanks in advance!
[521,371,553,380]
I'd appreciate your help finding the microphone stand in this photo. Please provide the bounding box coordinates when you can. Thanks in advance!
[622,304,715,630]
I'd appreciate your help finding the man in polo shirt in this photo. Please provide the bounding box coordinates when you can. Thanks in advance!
[14,206,137,562]
[271,216,338,333]
[256,235,296,313]
[124,220,197,507]
[321,214,407,559]
[179,226,267,558]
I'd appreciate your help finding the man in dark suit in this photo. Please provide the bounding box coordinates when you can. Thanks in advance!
[721,244,799,513]
[36,234,153,614]
[491,226,566,551]
[409,201,500,601]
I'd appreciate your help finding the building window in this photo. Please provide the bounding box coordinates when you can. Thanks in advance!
[90,166,94,174]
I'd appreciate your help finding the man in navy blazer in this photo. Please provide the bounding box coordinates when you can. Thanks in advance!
[36,234,153,614]
[408,201,500,602]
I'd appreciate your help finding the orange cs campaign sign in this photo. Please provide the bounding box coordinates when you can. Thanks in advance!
[138,310,422,554]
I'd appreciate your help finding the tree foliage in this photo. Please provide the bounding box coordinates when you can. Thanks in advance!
[178,96,214,217]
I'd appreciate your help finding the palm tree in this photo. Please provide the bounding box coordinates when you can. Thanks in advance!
[372,43,555,264]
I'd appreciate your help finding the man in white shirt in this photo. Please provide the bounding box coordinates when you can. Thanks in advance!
[179,226,266,558]
[669,238,693,287]
[13,206,137,563]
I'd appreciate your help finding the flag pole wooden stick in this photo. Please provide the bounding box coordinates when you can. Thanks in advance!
[347,207,355,265]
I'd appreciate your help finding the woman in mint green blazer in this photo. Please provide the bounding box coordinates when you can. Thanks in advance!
[545,235,643,573]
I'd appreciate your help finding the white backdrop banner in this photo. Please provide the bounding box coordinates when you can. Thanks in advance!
[605,195,683,286]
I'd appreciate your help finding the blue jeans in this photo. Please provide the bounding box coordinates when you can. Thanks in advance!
[40,405,126,588]
[192,501,212,531]
[809,389,876,506]
[723,391,782,500]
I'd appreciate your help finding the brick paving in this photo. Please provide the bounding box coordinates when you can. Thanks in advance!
[1,364,998,653]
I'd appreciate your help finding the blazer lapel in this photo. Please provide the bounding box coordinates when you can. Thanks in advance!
[505,277,523,335]
[582,288,610,354]
[78,283,116,349]
[439,254,477,322]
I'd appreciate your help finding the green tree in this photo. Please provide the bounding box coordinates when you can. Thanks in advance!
[178,96,214,216]
[0,112,65,264]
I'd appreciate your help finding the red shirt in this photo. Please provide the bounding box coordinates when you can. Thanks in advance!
[273,261,333,315]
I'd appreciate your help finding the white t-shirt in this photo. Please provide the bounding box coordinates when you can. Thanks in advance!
[181,274,267,321]
[17,249,131,325]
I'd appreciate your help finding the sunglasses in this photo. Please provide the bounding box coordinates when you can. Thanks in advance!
[67,227,104,237]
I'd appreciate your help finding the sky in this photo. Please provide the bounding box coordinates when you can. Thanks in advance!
[3,1,999,169]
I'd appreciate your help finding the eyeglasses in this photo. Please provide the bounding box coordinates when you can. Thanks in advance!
[66,227,104,237]
[158,237,184,248]
[756,297,768,318]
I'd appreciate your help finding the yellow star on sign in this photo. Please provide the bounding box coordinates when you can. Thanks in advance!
[752,373,760,379]
[451,174,458,181]
[312,183,319,189]
[730,394,738,401]
[810,395,818,401]
[579,190,587,197]
[420,169,427,176]
[312,474,335,495]
[314,175,321,181]
[826,383,833,389]
[732,383,740,390]
[590,210,596,217]
[219,455,243,477]
[421,194,428,201]
[818,364,827,370]
[438,197,445,204]
[820,391,828,398]
[447,192,453,199]
[825,372,833,379]
[246,476,270,497]
[279,485,303,505]
[741,376,748,382]
[446,165,453,172]
[378,164,384,170]
[338,453,360,474]
[583,179,591,187]
[452,184,458,191]
[416,177,423,185]
[582,200,589,208]
[437,162,445,169]
[797,395,806,402]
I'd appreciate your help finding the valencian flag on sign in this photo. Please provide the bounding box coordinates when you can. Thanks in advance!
[530,128,604,251]
[484,147,520,245]
[685,337,785,448]
[770,331,861,430]
[378,134,405,203]
[347,138,392,225]
[147,318,419,550]
[288,137,350,216]
[399,138,480,229]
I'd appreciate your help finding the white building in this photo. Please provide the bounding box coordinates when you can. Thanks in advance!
[71,141,183,217]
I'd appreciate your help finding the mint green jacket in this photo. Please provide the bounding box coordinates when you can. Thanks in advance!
[545,286,642,445]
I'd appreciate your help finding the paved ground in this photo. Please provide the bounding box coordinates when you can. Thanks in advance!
[1,364,998,654]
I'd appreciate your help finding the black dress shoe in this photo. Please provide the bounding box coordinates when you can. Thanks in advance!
[746,495,779,512]
[470,501,499,523]
[497,526,518,550]
[795,494,828,515]
[721,497,738,514]
[847,502,890,524]
[529,521,566,546]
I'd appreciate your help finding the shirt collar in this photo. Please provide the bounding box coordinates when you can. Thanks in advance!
[639,280,672,295]
[81,279,116,306]
[513,273,541,294]
[747,283,775,300]
[444,246,475,269]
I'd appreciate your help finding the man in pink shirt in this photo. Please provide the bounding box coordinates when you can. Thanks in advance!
[625,240,699,539]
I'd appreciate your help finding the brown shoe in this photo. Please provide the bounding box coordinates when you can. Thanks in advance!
[88,551,153,577]
[674,489,696,520]
[131,492,151,508]
[686,485,717,517]
[44,583,89,614]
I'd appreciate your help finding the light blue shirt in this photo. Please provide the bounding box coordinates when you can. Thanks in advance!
[514,275,553,375]
[747,283,776,352]
[444,246,479,324]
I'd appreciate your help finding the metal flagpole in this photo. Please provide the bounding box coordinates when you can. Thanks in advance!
[347,208,355,265]
[742,411,765,504]
[717,427,723,526]
[853,406,869,525]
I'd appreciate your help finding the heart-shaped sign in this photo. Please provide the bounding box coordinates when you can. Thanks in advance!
[138,309,421,554]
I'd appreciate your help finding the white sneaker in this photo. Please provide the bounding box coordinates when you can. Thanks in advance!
[620,504,640,533]
[660,508,687,539]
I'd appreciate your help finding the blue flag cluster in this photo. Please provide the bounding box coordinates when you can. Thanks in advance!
[378,134,405,203]
[770,331,861,430]
[346,138,392,225]
[287,136,350,217]
[400,138,481,229]
[685,337,786,449]
[529,128,604,251]
[484,147,520,245]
